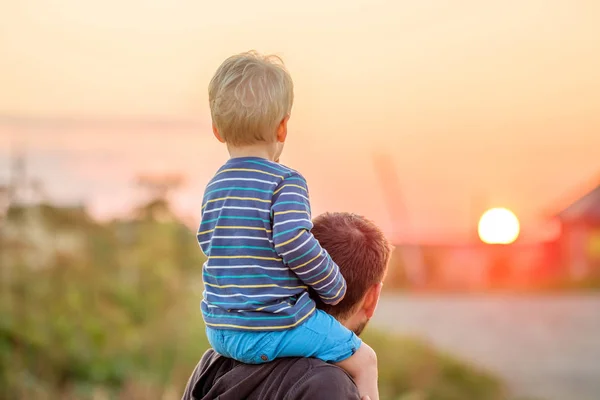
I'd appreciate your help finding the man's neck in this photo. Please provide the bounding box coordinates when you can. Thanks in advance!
[339,311,367,336]
[227,144,276,161]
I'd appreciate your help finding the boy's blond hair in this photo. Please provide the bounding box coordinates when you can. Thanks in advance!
[209,51,294,146]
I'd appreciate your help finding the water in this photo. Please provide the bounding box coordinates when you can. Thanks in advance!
[372,294,600,400]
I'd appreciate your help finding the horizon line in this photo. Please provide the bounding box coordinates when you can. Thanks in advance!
[0,114,205,130]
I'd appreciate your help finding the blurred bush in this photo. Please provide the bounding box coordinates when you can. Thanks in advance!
[363,330,506,400]
[0,199,507,400]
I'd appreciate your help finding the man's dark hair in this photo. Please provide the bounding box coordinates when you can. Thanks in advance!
[311,212,391,320]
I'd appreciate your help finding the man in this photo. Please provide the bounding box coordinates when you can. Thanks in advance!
[182,212,392,400]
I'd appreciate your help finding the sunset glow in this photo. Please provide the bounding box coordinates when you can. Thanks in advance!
[478,208,520,245]
[1,1,599,244]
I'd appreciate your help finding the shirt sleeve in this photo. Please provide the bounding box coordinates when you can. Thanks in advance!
[288,365,361,400]
[271,173,346,305]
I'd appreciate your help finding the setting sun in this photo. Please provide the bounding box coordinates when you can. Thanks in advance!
[478,208,520,245]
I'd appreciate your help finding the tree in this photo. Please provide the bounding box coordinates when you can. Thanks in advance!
[134,173,186,221]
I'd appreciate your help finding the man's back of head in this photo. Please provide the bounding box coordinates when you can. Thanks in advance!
[311,212,391,321]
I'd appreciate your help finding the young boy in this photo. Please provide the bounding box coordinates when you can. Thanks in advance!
[198,51,378,400]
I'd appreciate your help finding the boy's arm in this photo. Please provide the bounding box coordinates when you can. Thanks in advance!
[271,174,346,305]
[196,203,210,257]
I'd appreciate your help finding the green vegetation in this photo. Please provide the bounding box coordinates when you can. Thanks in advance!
[364,330,506,400]
[0,199,508,400]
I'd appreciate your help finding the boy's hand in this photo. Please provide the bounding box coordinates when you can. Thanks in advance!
[329,295,344,306]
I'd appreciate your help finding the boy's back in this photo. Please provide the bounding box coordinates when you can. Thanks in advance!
[198,156,325,330]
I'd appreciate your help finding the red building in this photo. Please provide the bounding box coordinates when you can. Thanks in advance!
[555,184,600,281]
[387,182,600,292]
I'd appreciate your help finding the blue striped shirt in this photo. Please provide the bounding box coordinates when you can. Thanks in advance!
[197,157,347,331]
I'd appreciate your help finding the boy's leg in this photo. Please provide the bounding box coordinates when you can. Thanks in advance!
[335,343,379,400]
[206,327,276,364]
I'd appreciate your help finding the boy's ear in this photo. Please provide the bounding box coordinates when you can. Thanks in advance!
[276,115,289,143]
[213,123,225,143]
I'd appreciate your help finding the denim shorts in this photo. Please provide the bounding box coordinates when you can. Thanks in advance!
[206,309,362,364]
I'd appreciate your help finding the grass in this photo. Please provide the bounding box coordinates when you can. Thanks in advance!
[363,329,507,400]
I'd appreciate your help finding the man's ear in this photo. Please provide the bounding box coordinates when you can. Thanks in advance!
[276,115,289,143]
[363,283,383,320]
[213,123,225,143]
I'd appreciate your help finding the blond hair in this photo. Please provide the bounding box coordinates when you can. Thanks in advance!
[208,51,294,146]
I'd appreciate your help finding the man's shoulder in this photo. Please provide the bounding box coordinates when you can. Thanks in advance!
[247,355,360,400]
[185,349,359,400]
[284,355,353,378]
[285,358,359,399]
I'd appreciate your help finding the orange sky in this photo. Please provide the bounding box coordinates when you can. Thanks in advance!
[1,0,599,243]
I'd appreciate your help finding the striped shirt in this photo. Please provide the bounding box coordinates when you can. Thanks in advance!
[198,157,347,331]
